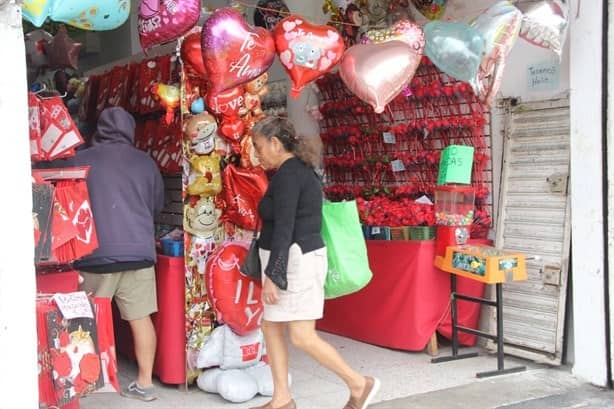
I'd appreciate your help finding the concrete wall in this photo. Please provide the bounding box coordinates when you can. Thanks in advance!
[0,3,38,408]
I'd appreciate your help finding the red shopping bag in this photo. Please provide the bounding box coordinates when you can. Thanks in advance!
[93,297,120,393]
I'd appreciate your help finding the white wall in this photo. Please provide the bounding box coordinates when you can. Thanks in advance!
[569,0,608,386]
[0,3,38,408]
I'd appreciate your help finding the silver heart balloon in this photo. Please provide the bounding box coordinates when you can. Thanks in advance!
[518,0,569,57]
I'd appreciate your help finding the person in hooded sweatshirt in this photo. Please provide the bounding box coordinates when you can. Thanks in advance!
[65,107,164,402]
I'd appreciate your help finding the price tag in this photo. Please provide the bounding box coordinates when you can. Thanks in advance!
[371,227,381,234]
[53,291,94,319]
[382,132,396,144]
[391,159,406,172]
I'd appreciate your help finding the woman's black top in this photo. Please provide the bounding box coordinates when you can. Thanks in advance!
[258,157,325,290]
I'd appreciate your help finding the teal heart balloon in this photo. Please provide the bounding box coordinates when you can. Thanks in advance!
[424,21,485,83]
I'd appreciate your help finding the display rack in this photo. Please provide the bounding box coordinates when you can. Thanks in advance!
[316,58,493,236]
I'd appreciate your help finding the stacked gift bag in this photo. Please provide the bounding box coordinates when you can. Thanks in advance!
[36,294,119,408]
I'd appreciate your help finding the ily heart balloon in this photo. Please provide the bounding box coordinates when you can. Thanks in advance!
[274,15,345,98]
[339,41,419,114]
[205,242,263,336]
[202,8,275,96]
[138,0,200,51]
[182,32,207,78]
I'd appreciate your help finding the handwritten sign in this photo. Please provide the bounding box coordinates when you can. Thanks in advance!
[382,132,396,144]
[53,291,94,319]
[527,62,560,91]
[437,145,474,185]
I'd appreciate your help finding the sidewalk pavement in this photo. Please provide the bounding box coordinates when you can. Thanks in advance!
[80,332,611,409]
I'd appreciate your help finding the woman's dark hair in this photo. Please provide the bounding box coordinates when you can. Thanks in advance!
[252,116,323,169]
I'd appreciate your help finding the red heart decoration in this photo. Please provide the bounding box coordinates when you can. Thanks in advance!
[181,32,206,78]
[202,8,276,96]
[206,87,247,150]
[274,15,345,97]
[205,242,263,335]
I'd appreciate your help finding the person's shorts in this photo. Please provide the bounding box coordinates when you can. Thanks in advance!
[80,267,158,321]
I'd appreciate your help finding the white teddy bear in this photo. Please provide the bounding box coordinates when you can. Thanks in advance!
[196,325,292,403]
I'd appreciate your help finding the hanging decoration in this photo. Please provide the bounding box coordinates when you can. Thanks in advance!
[42,26,82,70]
[202,7,276,97]
[184,196,221,239]
[206,86,248,151]
[253,0,290,31]
[410,0,447,20]
[187,153,223,197]
[518,0,568,58]
[138,0,201,51]
[274,15,345,98]
[185,112,218,155]
[181,32,207,78]
[244,73,269,122]
[22,0,130,30]
[221,164,268,231]
[339,41,420,114]
[151,83,181,124]
[470,1,522,107]
[424,21,485,83]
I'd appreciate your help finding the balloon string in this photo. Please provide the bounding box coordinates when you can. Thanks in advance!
[233,0,556,30]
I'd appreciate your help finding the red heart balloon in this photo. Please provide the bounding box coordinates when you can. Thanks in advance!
[206,87,247,150]
[202,8,276,96]
[221,164,268,230]
[205,242,263,335]
[181,32,206,78]
[274,15,345,98]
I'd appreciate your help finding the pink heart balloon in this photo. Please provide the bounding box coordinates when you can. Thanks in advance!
[339,41,420,113]
[202,8,276,96]
[138,0,201,51]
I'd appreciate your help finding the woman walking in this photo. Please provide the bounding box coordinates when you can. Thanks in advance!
[250,117,380,409]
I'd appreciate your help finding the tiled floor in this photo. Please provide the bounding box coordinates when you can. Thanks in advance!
[80,332,533,409]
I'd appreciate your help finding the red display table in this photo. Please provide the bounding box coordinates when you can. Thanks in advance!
[317,240,487,351]
[114,255,186,384]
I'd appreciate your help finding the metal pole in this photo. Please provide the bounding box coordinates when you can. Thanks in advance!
[451,274,458,356]
[496,283,504,370]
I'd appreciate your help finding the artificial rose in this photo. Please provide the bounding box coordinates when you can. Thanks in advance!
[79,353,101,384]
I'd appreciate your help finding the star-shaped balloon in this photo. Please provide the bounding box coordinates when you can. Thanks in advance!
[43,26,82,70]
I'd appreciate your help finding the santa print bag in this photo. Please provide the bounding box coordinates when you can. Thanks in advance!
[321,200,373,299]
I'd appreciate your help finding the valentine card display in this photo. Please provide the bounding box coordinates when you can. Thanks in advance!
[205,242,263,335]
[317,57,493,237]
[274,15,344,97]
[202,8,276,96]
[138,0,201,51]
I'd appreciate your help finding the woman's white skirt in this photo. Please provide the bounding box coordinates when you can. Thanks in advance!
[259,243,327,322]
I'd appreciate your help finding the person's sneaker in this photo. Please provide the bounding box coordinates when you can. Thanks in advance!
[120,381,157,402]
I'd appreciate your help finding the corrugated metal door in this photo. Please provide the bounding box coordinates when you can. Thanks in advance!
[489,97,570,365]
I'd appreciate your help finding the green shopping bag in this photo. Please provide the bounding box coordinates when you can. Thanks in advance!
[321,200,373,299]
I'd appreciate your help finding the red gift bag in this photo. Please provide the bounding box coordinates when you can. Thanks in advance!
[93,297,120,393]
[221,164,268,230]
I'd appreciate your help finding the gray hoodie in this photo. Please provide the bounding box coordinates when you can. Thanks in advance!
[66,107,165,269]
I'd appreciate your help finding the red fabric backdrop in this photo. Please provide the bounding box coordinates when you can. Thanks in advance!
[317,240,487,350]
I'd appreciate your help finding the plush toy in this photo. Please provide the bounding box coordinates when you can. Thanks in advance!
[244,73,269,122]
[185,112,218,155]
[187,153,223,197]
[196,326,292,403]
